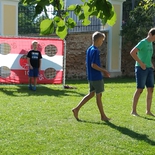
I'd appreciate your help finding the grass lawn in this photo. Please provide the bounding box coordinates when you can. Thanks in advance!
[1,77,155,155]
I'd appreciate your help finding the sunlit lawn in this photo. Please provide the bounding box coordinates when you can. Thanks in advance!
[1,77,155,155]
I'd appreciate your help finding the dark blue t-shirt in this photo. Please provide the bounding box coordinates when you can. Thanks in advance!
[27,50,42,68]
[86,45,103,81]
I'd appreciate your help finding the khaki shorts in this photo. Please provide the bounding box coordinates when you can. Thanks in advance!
[89,80,104,94]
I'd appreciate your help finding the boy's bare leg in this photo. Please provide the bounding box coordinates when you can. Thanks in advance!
[72,92,95,120]
[28,77,33,90]
[30,77,37,91]
[96,93,110,121]
[146,87,154,116]
[34,77,37,87]
[28,77,32,85]
[131,89,143,116]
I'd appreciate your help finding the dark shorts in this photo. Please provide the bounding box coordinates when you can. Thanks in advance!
[135,66,154,89]
[28,68,39,77]
[89,80,104,94]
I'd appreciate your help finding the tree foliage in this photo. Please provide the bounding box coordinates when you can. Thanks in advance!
[18,1,40,34]
[123,0,141,21]
[21,0,117,39]
[121,0,155,46]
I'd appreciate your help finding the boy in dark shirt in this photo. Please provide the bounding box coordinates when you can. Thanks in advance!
[27,40,42,91]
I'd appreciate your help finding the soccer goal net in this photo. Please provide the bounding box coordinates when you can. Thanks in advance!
[0,36,64,84]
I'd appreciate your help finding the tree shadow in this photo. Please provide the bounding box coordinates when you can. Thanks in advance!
[66,78,135,85]
[78,120,155,146]
[104,77,135,84]
[0,85,85,97]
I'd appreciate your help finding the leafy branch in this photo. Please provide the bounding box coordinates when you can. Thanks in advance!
[21,0,117,39]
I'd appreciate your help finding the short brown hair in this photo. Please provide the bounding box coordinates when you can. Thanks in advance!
[149,28,155,36]
[92,31,106,42]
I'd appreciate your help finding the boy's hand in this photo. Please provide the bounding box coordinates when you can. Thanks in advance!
[140,62,146,70]
[29,65,33,69]
[103,70,110,78]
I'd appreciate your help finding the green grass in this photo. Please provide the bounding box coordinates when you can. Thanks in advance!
[1,78,155,155]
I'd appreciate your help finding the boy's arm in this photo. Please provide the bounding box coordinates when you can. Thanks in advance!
[39,59,41,70]
[91,63,110,77]
[151,62,154,69]
[130,47,146,70]
[27,57,33,69]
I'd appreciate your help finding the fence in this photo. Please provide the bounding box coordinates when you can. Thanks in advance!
[18,5,103,36]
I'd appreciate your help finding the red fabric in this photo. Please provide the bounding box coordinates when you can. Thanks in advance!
[0,37,64,84]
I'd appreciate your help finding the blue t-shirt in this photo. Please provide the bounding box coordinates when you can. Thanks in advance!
[86,45,103,81]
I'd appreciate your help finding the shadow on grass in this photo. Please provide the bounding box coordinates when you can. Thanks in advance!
[104,77,135,84]
[0,85,85,97]
[66,77,136,84]
[106,121,155,146]
[138,115,155,121]
[77,119,108,125]
[78,120,155,146]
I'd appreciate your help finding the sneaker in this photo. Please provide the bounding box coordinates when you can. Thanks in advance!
[28,85,32,90]
[32,86,36,91]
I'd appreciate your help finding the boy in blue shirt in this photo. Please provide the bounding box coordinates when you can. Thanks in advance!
[130,28,155,116]
[72,31,110,121]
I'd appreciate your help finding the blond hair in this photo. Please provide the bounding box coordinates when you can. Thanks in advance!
[32,40,38,45]
[148,28,155,36]
[92,31,106,42]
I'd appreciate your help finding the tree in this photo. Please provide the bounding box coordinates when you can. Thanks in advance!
[121,0,155,46]
[123,0,141,22]
[18,1,40,34]
[21,0,117,39]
